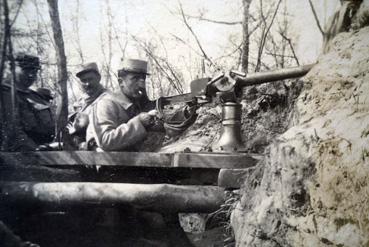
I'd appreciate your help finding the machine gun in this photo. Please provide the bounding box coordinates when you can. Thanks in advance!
[157,64,315,153]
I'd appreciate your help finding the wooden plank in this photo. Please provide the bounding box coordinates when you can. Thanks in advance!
[0,182,225,213]
[0,151,172,167]
[0,166,219,185]
[0,151,262,169]
[173,152,260,169]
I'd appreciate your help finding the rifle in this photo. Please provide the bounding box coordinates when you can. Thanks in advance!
[156,64,315,153]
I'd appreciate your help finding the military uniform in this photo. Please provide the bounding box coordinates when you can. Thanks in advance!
[65,63,107,150]
[86,91,151,151]
[1,54,55,151]
[1,84,55,151]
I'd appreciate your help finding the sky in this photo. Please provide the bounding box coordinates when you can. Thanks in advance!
[14,0,340,97]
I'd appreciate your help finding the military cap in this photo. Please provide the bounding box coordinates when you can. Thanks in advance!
[15,53,41,70]
[119,59,150,75]
[76,62,100,78]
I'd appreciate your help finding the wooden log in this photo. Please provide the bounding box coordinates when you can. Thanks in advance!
[0,151,260,169]
[0,182,225,213]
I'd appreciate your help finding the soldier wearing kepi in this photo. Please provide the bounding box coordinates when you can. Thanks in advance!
[65,62,107,150]
[86,58,158,151]
[1,53,55,151]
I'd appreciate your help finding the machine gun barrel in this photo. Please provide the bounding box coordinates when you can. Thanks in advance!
[159,64,314,105]
[235,63,314,87]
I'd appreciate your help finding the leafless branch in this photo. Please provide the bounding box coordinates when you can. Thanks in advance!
[29,1,56,50]
[111,23,128,58]
[9,0,24,27]
[265,52,298,59]
[279,32,300,66]
[184,14,243,25]
[131,35,184,94]
[215,42,243,61]
[178,1,214,67]
[72,0,84,64]
[255,0,283,72]
[307,0,325,36]
[170,33,203,57]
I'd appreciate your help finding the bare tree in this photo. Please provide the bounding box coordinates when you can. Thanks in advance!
[255,0,283,72]
[241,0,252,73]
[47,0,68,144]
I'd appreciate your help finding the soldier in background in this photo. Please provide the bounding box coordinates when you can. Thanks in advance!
[1,53,55,151]
[65,62,107,150]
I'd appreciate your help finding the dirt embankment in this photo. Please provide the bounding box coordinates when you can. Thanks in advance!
[232,26,369,247]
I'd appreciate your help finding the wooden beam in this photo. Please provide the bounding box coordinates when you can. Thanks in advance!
[0,182,225,213]
[0,151,260,169]
[0,151,172,167]
[172,152,259,169]
[0,166,219,185]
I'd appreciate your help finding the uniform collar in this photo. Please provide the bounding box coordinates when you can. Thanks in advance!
[83,86,106,105]
[112,90,134,110]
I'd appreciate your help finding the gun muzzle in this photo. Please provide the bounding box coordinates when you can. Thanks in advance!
[235,64,314,87]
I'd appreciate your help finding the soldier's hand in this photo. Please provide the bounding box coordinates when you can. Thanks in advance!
[66,122,77,135]
[138,112,155,128]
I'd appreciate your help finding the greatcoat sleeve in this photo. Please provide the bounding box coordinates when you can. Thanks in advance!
[88,97,147,151]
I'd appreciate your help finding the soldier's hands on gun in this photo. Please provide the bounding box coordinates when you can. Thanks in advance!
[138,109,165,132]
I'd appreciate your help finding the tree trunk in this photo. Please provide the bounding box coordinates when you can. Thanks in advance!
[47,0,68,142]
[241,0,252,74]
[0,182,225,213]
[0,0,17,150]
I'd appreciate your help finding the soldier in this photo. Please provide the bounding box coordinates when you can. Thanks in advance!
[1,53,55,151]
[65,62,107,150]
[86,58,159,151]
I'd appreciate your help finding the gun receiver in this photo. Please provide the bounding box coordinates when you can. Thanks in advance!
[158,64,315,152]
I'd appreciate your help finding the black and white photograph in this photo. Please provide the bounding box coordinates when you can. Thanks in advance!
[0,0,368,246]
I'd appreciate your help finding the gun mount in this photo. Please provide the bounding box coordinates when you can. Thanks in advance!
[158,64,315,153]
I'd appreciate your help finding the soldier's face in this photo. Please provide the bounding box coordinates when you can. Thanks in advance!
[119,73,147,99]
[78,71,101,96]
[17,66,38,88]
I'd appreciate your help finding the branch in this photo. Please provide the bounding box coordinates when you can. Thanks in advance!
[307,0,325,36]
[279,32,300,66]
[178,1,214,67]
[130,35,184,94]
[255,0,283,72]
[215,42,243,61]
[170,33,203,57]
[184,14,243,25]
[9,0,24,27]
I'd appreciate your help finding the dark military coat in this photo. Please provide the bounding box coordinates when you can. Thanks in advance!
[1,84,55,151]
